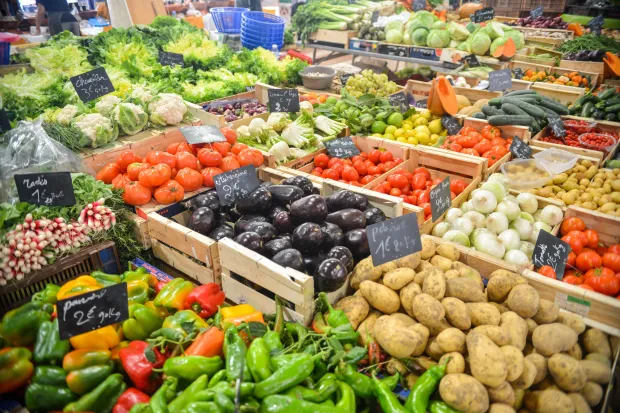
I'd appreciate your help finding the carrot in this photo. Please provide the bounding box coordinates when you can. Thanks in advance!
[185,327,225,357]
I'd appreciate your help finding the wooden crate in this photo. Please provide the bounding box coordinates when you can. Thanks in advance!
[560,60,605,85]
[308,29,358,49]
[452,87,503,104]
[321,179,406,220]
[562,115,620,129]
[531,83,584,106]
[510,60,599,89]
[198,82,275,127]
[530,145,602,168]
[515,26,574,40]
[130,213,151,249]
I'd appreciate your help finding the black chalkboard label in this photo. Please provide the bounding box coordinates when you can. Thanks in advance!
[547,115,566,138]
[533,229,570,280]
[389,91,410,112]
[463,54,480,68]
[368,213,422,266]
[340,73,354,86]
[70,67,115,103]
[378,44,409,58]
[0,109,11,133]
[371,11,379,23]
[180,125,227,145]
[15,172,76,206]
[470,7,494,23]
[415,99,428,109]
[441,115,462,136]
[587,14,604,33]
[510,135,532,159]
[410,47,438,61]
[530,5,543,19]
[57,283,129,340]
[442,61,460,71]
[489,68,512,92]
[268,89,300,113]
[413,0,426,12]
[348,0,356,3]
[159,51,184,67]
[246,86,255,92]
[213,164,261,205]
[324,137,361,159]
[430,177,451,222]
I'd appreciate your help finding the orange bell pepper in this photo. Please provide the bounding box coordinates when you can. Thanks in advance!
[185,327,225,357]
[69,325,121,350]
[57,276,100,300]
[222,311,265,326]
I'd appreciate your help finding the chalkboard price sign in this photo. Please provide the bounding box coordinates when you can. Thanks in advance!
[587,14,604,33]
[57,283,129,340]
[415,99,428,109]
[388,91,410,112]
[470,7,494,23]
[214,165,261,205]
[463,54,480,68]
[413,0,426,12]
[180,125,227,145]
[368,213,422,266]
[246,86,255,92]
[378,44,409,58]
[547,115,567,138]
[159,51,184,67]
[268,89,300,113]
[371,11,379,23]
[324,137,361,159]
[15,172,76,207]
[442,61,461,71]
[533,230,570,279]
[530,5,543,19]
[441,115,462,136]
[489,68,512,92]
[70,67,115,103]
[0,109,11,133]
[430,177,451,222]
[509,135,532,159]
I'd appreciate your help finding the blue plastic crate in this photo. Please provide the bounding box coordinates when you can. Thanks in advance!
[241,11,285,31]
[0,42,10,66]
[211,7,248,34]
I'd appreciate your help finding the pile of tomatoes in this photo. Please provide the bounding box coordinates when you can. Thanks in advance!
[537,216,620,298]
[440,125,511,167]
[95,127,264,206]
[311,150,404,185]
[300,92,329,105]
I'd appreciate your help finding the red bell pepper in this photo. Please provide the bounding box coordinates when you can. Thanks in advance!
[183,283,225,318]
[112,388,151,413]
[119,341,165,394]
[154,280,168,294]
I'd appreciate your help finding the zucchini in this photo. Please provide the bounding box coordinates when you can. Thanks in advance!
[510,93,542,102]
[482,105,503,116]
[605,97,620,106]
[501,102,529,117]
[472,112,487,119]
[593,110,605,120]
[581,102,595,118]
[607,103,620,112]
[517,98,541,105]
[539,97,570,115]
[488,98,502,107]
[504,90,537,97]
[488,115,534,127]
[501,97,547,119]
[572,93,594,110]
[605,113,617,122]
[599,88,617,100]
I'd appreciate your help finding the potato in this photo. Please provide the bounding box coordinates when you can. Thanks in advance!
[501,346,524,382]
[334,296,369,330]
[427,318,453,337]
[446,277,487,302]
[566,343,582,360]
[488,274,522,303]
[356,311,381,346]
[383,268,416,291]
[454,264,483,287]
[467,303,501,326]
[412,293,445,327]
[351,257,386,289]
[511,359,537,390]
[579,359,612,384]
[439,374,489,413]
[500,312,529,350]
[525,353,547,385]
[514,389,525,411]
[532,323,578,357]
[390,313,416,328]
[405,373,419,389]
[421,237,436,259]
[425,337,444,361]
[415,356,437,370]
[489,269,521,279]
[441,297,471,330]
[386,358,408,376]
[489,404,517,413]
[487,381,516,406]
[359,281,400,314]
[532,300,559,324]
[444,269,460,280]
[506,285,540,318]
[395,251,421,269]
[579,382,603,407]
[582,328,611,359]
[408,323,429,356]
[439,352,466,374]
[567,393,592,413]
[416,260,434,272]
[524,389,575,413]
[373,315,424,358]
[526,319,538,338]
[400,281,422,317]
[584,353,610,367]
[491,302,511,314]
[430,255,452,271]
[415,267,443,286]
[556,312,586,334]
[423,269,446,300]
[473,325,510,347]
[467,331,507,388]
[437,328,467,353]
[436,243,460,261]
[548,354,587,392]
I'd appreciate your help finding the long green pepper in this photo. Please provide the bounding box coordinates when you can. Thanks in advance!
[334,361,373,398]
[246,337,272,382]
[430,400,462,413]
[254,353,322,399]
[335,381,356,413]
[372,374,408,413]
[224,327,252,382]
[404,361,448,413]
[168,375,208,412]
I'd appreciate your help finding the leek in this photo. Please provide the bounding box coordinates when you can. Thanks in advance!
[318,21,348,31]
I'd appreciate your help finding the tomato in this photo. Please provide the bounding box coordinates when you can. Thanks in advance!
[490,145,508,157]
[562,232,584,255]
[211,142,232,157]
[596,245,608,256]
[221,156,241,172]
[367,165,381,176]
[322,169,340,180]
[455,135,478,148]
[220,127,237,144]
[314,153,329,169]
[116,151,141,171]
[412,168,431,181]
[175,151,199,170]
[410,173,426,190]
[369,149,382,164]
[567,230,588,248]
[174,167,203,192]
[405,195,417,205]
[602,253,620,272]
[585,267,620,296]
[461,148,480,157]
[154,180,185,204]
[583,229,599,249]
[201,167,223,187]
[560,217,586,235]
[459,127,476,135]
[311,170,322,177]
[238,148,264,167]
[450,179,466,195]
[576,251,602,272]
[473,139,492,155]
[563,270,583,285]
[342,166,360,182]
[418,190,431,205]
[360,175,375,185]
[393,157,404,165]
[580,284,595,291]
[379,151,393,163]
[567,251,576,267]
[231,143,249,156]
[123,181,152,206]
[389,188,402,197]
[111,174,130,190]
[167,142,181,155]
[96,163,121,184]
[146,151,176,169]
[482,151,500,167]
[168,142,194,155]
[387,174,408,189]
[446,143,462,152]
[383,161,397,172]
[490,137,506,147]
[328,158,343,168]
[353,160,368,176]
[420,203,431,218]
[138,164,172,188]
[198,149,223,168]
[537,265,557,279]
[608,244,620,254]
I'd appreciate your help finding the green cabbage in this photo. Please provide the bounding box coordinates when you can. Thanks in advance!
[503,29,525,49]
[426,29,451,48]
[432,21,446,30]
[447,21,471,41]
[403,32,412,45]
[385,20,404,33]
[485,22,505,40]
[386,29,404,44]
[412,28,429,46]
[470,32,492,55]
[115,103,148,135]
[457,39,472,53]
[412,11,435,28]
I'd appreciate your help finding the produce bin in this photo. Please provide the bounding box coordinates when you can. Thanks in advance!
[199,82,274,127]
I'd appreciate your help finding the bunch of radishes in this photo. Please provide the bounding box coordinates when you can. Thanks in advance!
[78,199,116,231]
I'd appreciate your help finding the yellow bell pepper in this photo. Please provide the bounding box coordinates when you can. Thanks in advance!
[145,301,169,318]
[69,325,121,350]
[57,276,99,300]
[220,304,255,320]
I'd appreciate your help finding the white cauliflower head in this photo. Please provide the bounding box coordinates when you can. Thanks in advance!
[147,93,188,126]
[95,95,121,117]
[73,113,119,148]
[131,85,154,105]
[114,103,148,136]
[56,105,79,126]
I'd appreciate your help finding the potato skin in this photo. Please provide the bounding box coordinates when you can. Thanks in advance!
[390,313,416,328]
[567,393,592,413]
[442,297,471,330]
[383,268,416,291]
[510,358,537,390]
[548,354,587,392]
[425,337,444,361]
[506,285,540,319]
[532,323,578,357]
[439,373,490,413]
[532,300,559,324]
[467,331,508,388]
[473,325,510,347]
[395,251,421,269]
[412,293,446,327]
[359,280,400,314]
[566,343,582,360]
[431,255,452,271]
[356,311,381,346]
[487,381,516,406]
[557,312,586,334]
[584,353,610,367]
[579,382,603,407]
[525,353,547,385]
[439,352,466,374]
[488,274,523,303]
[334,296,369,330]
[409,323,429,356]
[500,312,529,350]
[400,281,422,317]
[437,328,467,353]
[582,328,611,359]
[446,277,487,302]
[488,404,517,413]
[420,237,436,259]
[579,359,612,384]
[415,267,442,286]
[501,345,525,382]
[524,389,575,413]
[373,315,423,358]
[351,257,395,289]
[423,268,446,300]
[436,243,460,261]
[468,303,501,326]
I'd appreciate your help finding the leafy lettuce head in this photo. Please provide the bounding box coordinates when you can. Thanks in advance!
[114,103,148,135]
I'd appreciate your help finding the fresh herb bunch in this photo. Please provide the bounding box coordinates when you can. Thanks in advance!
[557,34,620,54]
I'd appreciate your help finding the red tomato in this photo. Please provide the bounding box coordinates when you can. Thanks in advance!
[146,151,176,169]
[389,188,402,197]
[198,149,223,168]
[562,232,585,255]
[123,181,152,206]
[420,203,431,217]
[221,156,241,172]
[455,135,478,148]
[311,167,323,175]
[413,168,431,181]
[411,173,427,190]
[567,230,588,248]
[322,169,339,180]
[461,148,480,157]
[315,153,329,169]
[383,161,396,172]
[220,127,237,144]
[211,142,232,157]
[608,244,620,254]
[393,157,403,165]
[576,251,603,273]
[328,158,343,168]
[127,162,151,181]
[231,143,249,156]
[491,145,508,157]
[482,151,501,167]
[176,151,199,170]
[405,195,418,205]
[139,164,172,188]
[379,151,394,163]
[111,174,130,190]
[585,267,620,296]
[201,167,224,187]
[473,139,492,155]
[360,175,375,185]
[387,174,408,189]
[563,270,583,285]
[603,253,620,272]
[353,160,368,176]
[174,168,203,192]
[537,265,557,279]
[368,149,382,164]
[490,137,506,147]
[331,163,345,177]
[342,166,360,182]
[418,190,431,205]
[116,151,142,171]
[567,251,577,267]
[450,179,466,195]
[96,163,121,184]
[560,217,586,236]
[154,180,185,204]
[584,229,600,249]
[459,127,476,135]
[237,149,264,167]
[580,284,595,291]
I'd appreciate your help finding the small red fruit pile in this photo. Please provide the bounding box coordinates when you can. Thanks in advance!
[440,125,511,167]
[95,127,264,206]
[311,150,404,186]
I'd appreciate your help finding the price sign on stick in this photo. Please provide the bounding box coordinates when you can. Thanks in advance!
[214,165,261,205]
[388,91,410,112]
[268,89,300,113]
[530,5,543,19]
[587,14,604,34]
[371,11,379,23]
[533,230,570,280]
[430,177,451,222]
[462,54,480,68]
[324,137,360,159]
[510,135,532,159]
[489,69,512,92]
[368,213,422,266]
[70,67,115,103]
[15,172,76,206]
[470,7,494,23]
[414,99,428,109]
[180,125,227,145]
[441,115,462,136]
[413,0,426,12]
[547,115,567,139]
[159,51,184,67]
[340,73,354,87]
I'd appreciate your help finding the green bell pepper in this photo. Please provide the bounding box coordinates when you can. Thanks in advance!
[154,278,194,310]
[163,310,208,337]
[1,301,52,346]
[91,271,121,287]
[163,356,223,382]
[64,373,126,413]
[123,304,164,341]
[34,318,70,365]
[66,364,114,395]
[26,366,77,412]
[122,266,155,287]
[31,284,60,304]
[31,365,67,386]
[127,280,150,305]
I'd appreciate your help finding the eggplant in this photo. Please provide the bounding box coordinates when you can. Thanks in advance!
[365,207,386,226]
[319,222,344,250]
[235,214,270,234]
[344,228,369,258]
[282,176,315,196]
[209,224,235,241]
[214,211,231,226]
[292,222,324,252]
[244,221,277,242]
[326,190,357,212]
[314,258,347,293]
[228,207,242,223]
[326,209,366,232]
[184,192,219,211]
[236,187,272,214]
[187,207,215,236]
[272,211,295,234]
[290,195,328,224]
[302,252,326,275]
[272,248,304,272]
[263,237,293,257]
[268,185,305,206]
[350,193,369,211]
[234,232,263,254]
[326,246,354,273]
[267,205,288,221]
[260,181,274,188]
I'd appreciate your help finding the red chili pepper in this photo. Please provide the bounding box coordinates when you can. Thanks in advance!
[112,388,151,413]
[183,283,225,318]
[119,341,166,394]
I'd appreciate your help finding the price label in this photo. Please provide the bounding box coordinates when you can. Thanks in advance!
[547,115,566,138]
[0,109,11,133]
[324,137,361,159]
[246,86,255,92]
[410,47,439,61]
[57,283,129,340]
[462,54,480,68]
[442,61,460,70]
[70,67,115,103]
[413,0,426,12]
[530,5,543,19]
[268,89,300,113]
[368,213,422,266]
[587,14,604,33]
[378,44,409,58]
[348,0,356,3]
[430,177,451,222]
[441,115,462,136]
[340,73,354,86]
[414,99,428,109]
[470,7,494,23]
[371,11,379,23]
[388,91,410,112]
[533,230,570,279]
[15,172,76,206]
[159,51,184,67]
[509,135,532,159]
[489,68,512,92]
[180,125,227,145]
[213,164,261,205]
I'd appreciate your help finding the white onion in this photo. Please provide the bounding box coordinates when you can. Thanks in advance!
[432,222,452,238]
[504,249,529,266]
[470,228,493,245]
[529,221,552,244]
[496,200,521,221]
[540,205,563,226]
[453,217,474,236]
[472,190,497,214]
[486,212,509,234]
[481,181,507,203]
[504,194,518,204]
[510,217,533,240]
[520,212,535,223]
[443,230,471,247]
[520,241,535,259]
[498,229,521,251]
[463,211,486,228]
[474,232,505,258]
[445,208,463,224]
[487,173,510,191]
[517,193,538,214]
[461,200,474,213]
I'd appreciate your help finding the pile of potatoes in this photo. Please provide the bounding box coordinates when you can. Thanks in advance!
[334,236,616,413]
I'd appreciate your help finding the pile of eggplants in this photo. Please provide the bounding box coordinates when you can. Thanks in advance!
[183,176,387,293]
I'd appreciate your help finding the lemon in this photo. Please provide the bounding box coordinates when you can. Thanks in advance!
[385,125,397,135]
[405,129,416,138]
[396,136,407,142]
[384,133,395,140]
[411,114,420,121]
[428,119,443,135]
[402,123,413,130]
[403,120,413,126]
[372,133,383,138]
[420,110,432,120]
[414,125,431,135]
[414,117,428,127]
[439,129,448,136]
[394,128,405,138]
[407,137,419,145]
[430,133,440,142]
[416,133,430,145]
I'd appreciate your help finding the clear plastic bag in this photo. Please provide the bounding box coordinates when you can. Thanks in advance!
[0,119,90,203]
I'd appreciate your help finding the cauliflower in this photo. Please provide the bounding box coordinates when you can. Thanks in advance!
[56,105,79,126]
[266,113,291,132]
[114,103,148,136]
[73,113,119,148]
[148,93,188,126]
[95,95,121,117]
[131,85,154,105]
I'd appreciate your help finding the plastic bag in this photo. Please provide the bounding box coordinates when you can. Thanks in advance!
[0,119,90,203]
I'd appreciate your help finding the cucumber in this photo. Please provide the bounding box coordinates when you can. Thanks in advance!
[581,102,595,118]
[510,93,542,102]
[516,98,541,105]
[482,105,503,116]
[504,90,537,97]
[501,102,529,117]
[488,115,534,127]
[604,113,617,122]
[472,112,487,119]
[607,103,620,112]
[501,97,547,119]
[488,98,502,107]
[599,88,617,100]
[539,97,570,115]
[605,97,620,106]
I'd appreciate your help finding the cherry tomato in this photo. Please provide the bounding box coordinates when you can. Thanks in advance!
[537,265,557,279]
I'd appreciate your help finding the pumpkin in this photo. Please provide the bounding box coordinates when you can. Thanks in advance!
[436,77,458,116]
[604,52,620,77]
[427,78,445,116]
[500,38,516,61]
[459,2,483,19]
